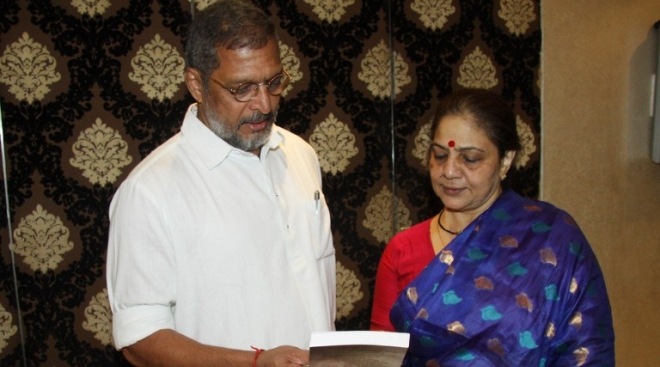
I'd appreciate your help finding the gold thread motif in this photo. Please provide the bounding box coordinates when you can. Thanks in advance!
[545,322,556,339]
[363,186,412,243]
[570,278,579,294]
[70,118,133,185]
[82,289,113,346]
[358,39,411,99]
[516,293,533,312]
[0,303,18,353]
[14,205,74,273]
[192,0,214,11]
[336,261,364,319]
[416,308,429,320]
[574,347,590,366]
[497,0,536,36]
[499,235,519,248]
[413,120,433,167]
[524,204,543,212]
[129,34,185,102]
[278,41,302,97]
[569,312,583,330]
[410,0,456,31]
[309,113,359,175]
[563,214,578,227]
[487,338,506,357]
[539,248,557,267]
[304,0,356,22]
[474,276,494,290]
[457,46,498,89]
[71,0,110,16]
[447,321,467,335]
[0,32,61,103]
[438,250,454,266]
[407,287,419,304]
[514,115,537,169]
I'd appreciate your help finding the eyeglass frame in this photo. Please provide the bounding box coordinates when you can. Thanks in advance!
[207,69,291,102]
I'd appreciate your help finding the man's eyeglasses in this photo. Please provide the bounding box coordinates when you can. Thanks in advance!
[209,70,291,102]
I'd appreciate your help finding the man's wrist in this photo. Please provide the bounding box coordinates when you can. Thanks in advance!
[251,346,264,367]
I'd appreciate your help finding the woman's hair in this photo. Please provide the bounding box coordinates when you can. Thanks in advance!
[430,89,521,158]
[184,0,277,80]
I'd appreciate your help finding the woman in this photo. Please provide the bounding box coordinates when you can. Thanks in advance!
[371,89,614,366]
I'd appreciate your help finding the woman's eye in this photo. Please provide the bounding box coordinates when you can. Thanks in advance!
[463,156,480,164]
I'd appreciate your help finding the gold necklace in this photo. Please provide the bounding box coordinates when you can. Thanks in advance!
[437,209,462,236]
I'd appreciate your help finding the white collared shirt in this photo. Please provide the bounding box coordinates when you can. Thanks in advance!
[107,104,336,350]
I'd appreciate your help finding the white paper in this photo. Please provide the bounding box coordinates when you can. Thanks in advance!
[310,331,410,348]
[309,331,410,367]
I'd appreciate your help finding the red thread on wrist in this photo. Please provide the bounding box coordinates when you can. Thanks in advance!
[251,346,264,367]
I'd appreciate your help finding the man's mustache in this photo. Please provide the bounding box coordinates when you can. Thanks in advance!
[239,113,275,127]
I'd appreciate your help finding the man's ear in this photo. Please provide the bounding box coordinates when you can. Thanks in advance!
[185,68,204,103]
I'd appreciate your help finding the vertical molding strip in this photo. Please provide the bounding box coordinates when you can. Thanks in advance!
[0,101,27,367]
[387,0,398,236]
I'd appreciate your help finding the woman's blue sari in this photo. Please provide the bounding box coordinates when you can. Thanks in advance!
[390,191,614,366]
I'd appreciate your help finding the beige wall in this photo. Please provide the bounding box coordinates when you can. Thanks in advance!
[542,1,660,365]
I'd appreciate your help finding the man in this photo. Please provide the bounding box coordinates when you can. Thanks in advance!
[106,1,336,366]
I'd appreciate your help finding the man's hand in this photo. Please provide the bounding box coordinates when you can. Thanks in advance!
[256,345,309,367]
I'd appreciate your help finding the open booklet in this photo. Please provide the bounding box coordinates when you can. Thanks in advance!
[309,330,410,367]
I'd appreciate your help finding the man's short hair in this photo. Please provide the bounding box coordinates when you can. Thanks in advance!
[184,0,277,80]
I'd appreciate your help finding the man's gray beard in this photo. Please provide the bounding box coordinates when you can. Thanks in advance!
[207,111,274,152]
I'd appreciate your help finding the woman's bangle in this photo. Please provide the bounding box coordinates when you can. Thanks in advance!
[251,346,264,367]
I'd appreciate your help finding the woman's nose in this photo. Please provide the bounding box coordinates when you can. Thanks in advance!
[443,156,461,178]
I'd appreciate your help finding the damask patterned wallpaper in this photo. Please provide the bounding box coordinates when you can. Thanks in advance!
[0,0,540,365]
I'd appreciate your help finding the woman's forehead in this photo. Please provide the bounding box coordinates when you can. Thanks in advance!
[434,116,496,150]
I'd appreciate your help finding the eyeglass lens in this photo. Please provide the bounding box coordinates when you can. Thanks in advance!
[234,73,289,101]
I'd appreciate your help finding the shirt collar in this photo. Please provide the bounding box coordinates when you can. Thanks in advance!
[181,104,283,169]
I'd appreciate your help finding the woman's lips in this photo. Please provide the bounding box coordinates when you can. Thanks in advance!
[442,186,464,196]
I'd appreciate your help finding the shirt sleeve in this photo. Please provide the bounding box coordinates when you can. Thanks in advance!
[106,174,177,349]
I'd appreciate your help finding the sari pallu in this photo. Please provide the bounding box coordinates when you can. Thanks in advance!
[390,191,614,366]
